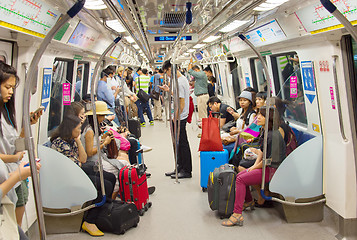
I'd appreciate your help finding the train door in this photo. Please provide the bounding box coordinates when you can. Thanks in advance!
[271,52,308,126]
[47,59,74,136]
[0,40,13,65]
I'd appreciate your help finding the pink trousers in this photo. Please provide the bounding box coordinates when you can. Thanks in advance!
[233,167,276,214]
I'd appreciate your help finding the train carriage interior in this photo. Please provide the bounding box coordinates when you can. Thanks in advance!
[1,0,357,239]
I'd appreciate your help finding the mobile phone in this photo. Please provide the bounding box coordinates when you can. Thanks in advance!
[24,159,40,167]
[30,106,45,118]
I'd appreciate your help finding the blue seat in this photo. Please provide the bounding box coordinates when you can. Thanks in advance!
[291,127,315,146]
[38,145,97,210]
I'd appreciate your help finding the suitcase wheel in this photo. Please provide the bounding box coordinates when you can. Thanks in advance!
[139,209,145,216]
[121,229,126,234]
[133,223,138,228]
[202,187,207,192]
[220,215,225,219]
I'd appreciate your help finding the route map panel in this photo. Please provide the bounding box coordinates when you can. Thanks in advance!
[0,0,61,37]
[296,0,357,33]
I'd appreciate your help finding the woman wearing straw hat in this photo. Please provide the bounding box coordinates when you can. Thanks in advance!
[81,101,130,199]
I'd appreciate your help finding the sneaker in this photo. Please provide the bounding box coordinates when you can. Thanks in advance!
[149,121,154,126]
[141,145,153,152]
[141,122,146,127]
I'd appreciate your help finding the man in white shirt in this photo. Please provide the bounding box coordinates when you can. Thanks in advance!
[160,60,192,179]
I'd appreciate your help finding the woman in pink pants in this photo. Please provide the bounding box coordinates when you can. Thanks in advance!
[222,106,286,227]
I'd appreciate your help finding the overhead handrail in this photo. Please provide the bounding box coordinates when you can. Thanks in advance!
[22,1,86,238]
[320,0,357,43]
[90,36,122,207]
[226,52,236,62]
[332,55,348,142]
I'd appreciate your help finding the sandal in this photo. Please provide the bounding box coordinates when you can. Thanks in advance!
[243,201,255,211]
[221,214,244,227]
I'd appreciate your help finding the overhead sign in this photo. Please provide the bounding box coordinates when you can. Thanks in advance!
[295,0,357,34]
[154,36,192,41]
[245,19,287,47]
[0,0,61,38]
[301,61,316,104]
[68,22,100,49]
[41,68,52,111]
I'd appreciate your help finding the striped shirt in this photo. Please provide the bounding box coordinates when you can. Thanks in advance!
[137,75,150,93]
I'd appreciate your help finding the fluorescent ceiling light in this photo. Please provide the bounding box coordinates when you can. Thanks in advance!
[133,44,140,49]
[220,20,249,33]
[193,44,206,49]
[203,36,220,43]
[187,49,195,53]
[125,36,135,43]
[106,20,126,33]
[266,0,289,3]
[254,0,289,11]
[84,0,107,10]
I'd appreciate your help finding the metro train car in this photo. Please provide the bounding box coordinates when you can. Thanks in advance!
[0,0,357,239]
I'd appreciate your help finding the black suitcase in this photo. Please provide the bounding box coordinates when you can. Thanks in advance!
[96,200,140,234]
[207,164,236,218]
[128,118,141,139]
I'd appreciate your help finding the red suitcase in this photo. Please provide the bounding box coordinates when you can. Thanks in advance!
[119,149,151,215]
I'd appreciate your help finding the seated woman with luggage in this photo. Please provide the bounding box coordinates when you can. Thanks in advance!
[50,114,116,237]
[81,101,131,199]
[222,106,286,227]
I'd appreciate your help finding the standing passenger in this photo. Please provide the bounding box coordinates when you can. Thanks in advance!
[161,60,192,179]
[0,61,43,226]
[188,59,209,121]
[152,69,164,121]
[136,69,154,126]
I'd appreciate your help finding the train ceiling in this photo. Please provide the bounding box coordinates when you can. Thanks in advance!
[49,0,293,63]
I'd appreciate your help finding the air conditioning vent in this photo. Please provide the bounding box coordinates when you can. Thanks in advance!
[160,12,185,29]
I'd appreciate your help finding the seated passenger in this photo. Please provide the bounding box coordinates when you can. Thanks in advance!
[255,91,267,109]
[0,160,41,240]
[222,106,286,227]
[50,115,116,237]
[82,101,130,198]
[206,96,236,129]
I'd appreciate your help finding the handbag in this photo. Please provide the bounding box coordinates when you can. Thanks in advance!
[199,112,223,151]
[150,90,160,100]
[137,77,150,102]
[0,196,19,240]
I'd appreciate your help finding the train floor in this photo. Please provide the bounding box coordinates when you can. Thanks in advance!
[41,116,338,240]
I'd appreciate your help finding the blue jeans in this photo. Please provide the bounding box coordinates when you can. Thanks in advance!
[135,99,153,124]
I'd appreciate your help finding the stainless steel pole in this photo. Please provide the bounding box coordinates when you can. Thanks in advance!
[22,1,85,239]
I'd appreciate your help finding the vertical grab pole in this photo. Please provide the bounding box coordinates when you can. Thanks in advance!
[90,36,122,206]
[238,34,273,201]
[172,64,181,184]
[22,1,86,239]
[120,77,129,127]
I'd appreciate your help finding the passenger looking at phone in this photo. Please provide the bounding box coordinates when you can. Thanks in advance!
[188,59,209,121]
[50,114,115,237]
[97,68,120,126]
[81,101,130,199]
[206,96,236,129]
[0,159,41,240]
[222,106,286,227]
[0,61,43,226]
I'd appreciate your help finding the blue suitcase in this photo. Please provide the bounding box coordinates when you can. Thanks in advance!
[200,149,229,191]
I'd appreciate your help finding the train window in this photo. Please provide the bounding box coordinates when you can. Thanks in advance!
[229,60,241,109]
[271,53,307,125]
[250,58,267,92]
[74,62,90,101]
[47,59,74,135]
[212,64,223,95]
